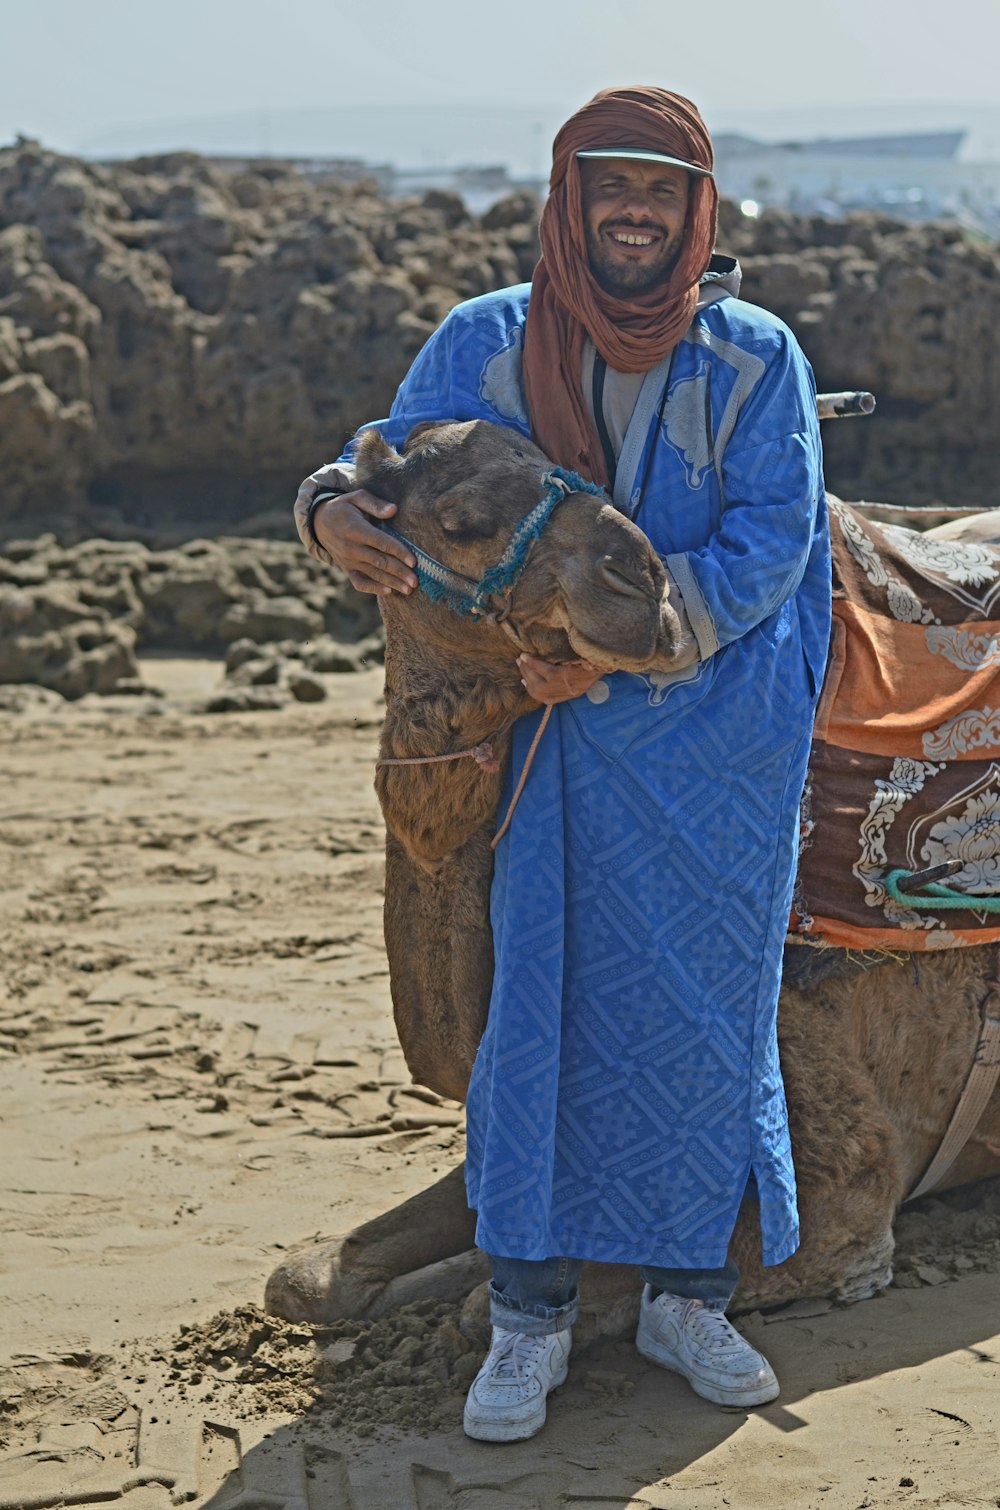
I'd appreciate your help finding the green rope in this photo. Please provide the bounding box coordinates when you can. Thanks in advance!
[885,868,1000,912]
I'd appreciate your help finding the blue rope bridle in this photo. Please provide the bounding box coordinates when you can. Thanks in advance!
[379,465,607,619]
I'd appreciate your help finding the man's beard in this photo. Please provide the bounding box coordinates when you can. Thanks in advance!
[585,220,682,299]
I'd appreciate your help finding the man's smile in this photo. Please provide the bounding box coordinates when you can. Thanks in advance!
[606,222,662,249]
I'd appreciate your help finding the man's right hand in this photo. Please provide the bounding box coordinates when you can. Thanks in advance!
[312,490,418,597]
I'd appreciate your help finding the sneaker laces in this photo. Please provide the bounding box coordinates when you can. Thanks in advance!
[684,1303,747,1355]
[484,1329,547,1383]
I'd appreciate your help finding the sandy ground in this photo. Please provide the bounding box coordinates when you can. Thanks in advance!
[2,657,999,1510]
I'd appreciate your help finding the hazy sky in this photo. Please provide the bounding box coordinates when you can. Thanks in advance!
[4,0,999,159]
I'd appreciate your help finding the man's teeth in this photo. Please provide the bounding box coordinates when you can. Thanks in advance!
[612,231,655,246]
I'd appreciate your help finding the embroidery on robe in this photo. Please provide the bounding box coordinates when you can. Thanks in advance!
[479,327,528,426]
[660,370,713,489]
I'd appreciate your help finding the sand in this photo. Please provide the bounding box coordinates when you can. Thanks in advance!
[1,657,999,1510]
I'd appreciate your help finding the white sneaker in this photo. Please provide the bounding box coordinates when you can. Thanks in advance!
[636,1286,779,1407]
[463,1325,572,1442]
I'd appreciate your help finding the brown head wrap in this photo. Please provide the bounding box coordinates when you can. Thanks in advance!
[522,86,718,487]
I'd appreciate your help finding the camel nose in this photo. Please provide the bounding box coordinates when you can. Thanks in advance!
[598,554,648,598]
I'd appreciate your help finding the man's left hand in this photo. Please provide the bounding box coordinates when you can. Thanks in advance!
[517,654,604,704]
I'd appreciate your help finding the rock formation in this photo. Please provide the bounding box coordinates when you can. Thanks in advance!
[0,141,535,539]
[719,201,1000,509]
[0,534,382,697]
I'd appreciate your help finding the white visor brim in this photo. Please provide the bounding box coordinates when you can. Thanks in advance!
[576,147,713,178]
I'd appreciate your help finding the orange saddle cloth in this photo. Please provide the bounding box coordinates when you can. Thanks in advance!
[792,500,1000,951]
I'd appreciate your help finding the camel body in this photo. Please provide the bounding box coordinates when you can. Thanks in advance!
[266,425,1000,1339]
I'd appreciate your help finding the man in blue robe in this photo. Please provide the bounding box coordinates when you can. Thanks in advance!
[296,85,831,1442]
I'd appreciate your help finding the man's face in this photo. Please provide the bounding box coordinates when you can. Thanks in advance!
[580,157,690,298]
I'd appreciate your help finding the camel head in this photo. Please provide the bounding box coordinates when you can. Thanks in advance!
[354,419,686,672]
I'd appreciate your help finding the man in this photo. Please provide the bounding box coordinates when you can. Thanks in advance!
[294,86,831,1442]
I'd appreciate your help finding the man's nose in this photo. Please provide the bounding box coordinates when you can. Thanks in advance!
[618,185,656,217]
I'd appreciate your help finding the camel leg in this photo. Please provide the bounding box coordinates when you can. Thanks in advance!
[384,832,493,1103]
[735,946,1000,1311]
[729,1174,896,1312]
[732,977,903,1311]
[265,1163,480,1324]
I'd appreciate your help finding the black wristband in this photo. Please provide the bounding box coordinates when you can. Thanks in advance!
[306,488,346,552]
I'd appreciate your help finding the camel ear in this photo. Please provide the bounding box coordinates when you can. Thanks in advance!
[403,420,449,452]
[354,427,404,487]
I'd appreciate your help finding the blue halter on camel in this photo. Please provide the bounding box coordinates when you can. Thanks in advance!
[377,465,607,620]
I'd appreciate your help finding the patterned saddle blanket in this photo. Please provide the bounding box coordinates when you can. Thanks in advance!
[791,500,1000,952]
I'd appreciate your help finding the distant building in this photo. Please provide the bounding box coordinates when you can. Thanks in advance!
[716,130,965,160]
[713,129,1000,234]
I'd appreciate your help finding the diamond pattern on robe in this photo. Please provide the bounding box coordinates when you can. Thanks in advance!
[467,643,816,1268]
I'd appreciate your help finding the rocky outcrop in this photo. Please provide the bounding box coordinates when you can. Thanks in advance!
[0,534,382,697]
[0,141,536,538]
[1,139,998,536]
[721,202,1000,508]
[199,634,384,712]
[0,577,138,699]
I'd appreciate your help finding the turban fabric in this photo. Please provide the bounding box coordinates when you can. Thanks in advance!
[522,86,719,488]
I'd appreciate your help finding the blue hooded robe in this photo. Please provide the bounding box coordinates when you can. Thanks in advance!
[338,271,830,1269]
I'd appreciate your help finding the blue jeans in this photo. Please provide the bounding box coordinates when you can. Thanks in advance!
[488,1252,740,1336]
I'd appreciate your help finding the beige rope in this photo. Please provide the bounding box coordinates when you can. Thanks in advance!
[375,703,556,850]
[377,741,501,773]
[491,704,554,851]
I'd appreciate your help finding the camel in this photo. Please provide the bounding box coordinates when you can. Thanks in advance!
[266,421,1000,1344]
